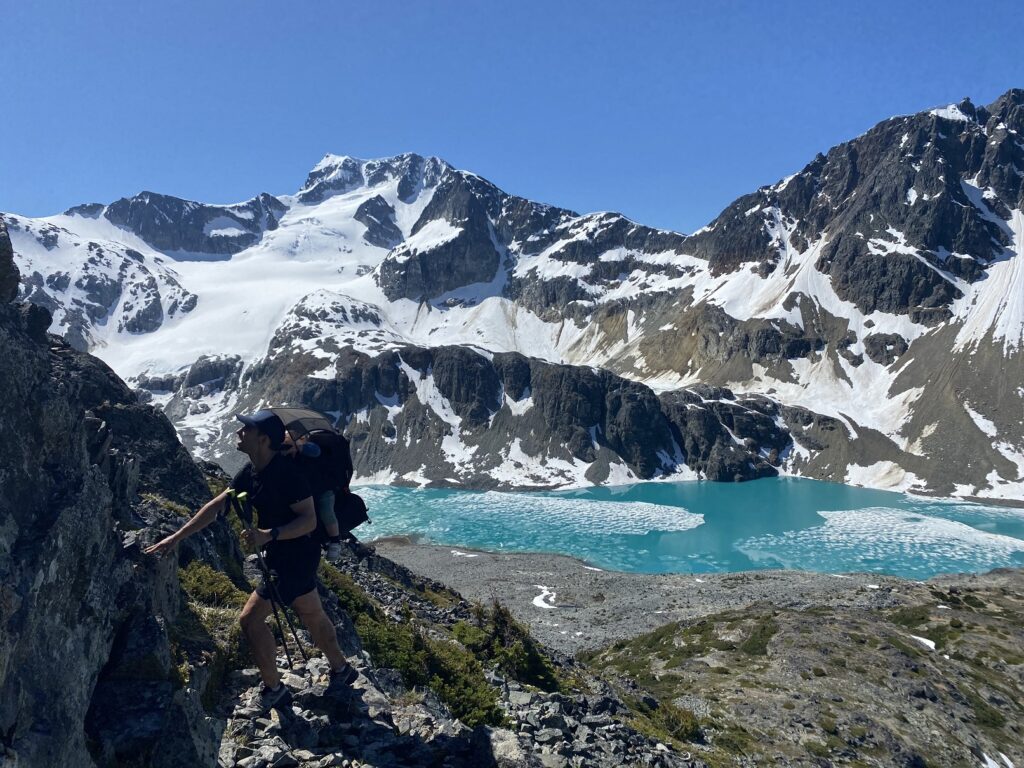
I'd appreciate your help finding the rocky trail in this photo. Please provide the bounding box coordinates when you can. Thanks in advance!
[211,542,704,768]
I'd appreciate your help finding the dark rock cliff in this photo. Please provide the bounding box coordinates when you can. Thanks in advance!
[196,341,789,485]
[0,222,234,767]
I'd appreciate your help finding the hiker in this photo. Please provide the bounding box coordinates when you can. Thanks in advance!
[282,430,347,563]
[144,409,359,711]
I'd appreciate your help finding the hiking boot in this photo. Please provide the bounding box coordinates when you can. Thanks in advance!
[325,540,344,563]
[327,663,358,692]
[256,682,292,712]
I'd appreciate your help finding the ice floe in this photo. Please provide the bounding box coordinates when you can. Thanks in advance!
[735,507,1024,576]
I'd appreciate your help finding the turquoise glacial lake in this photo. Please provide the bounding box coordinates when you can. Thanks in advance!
[355,478,1024,579]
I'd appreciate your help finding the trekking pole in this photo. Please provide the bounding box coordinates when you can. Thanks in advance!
[227,490,309,667]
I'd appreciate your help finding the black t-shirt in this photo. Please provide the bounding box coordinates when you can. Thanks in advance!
[231,454,313,551]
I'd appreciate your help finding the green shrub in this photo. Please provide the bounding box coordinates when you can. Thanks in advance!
[962,594,986,609]
[626,694,702,745]
[455,601,562,691]
[966,690,1006,729]
[888,605,931,627]
[180,561,248,609]
[319,563,504,726]
[739,617,778,656]
[806,740,829,757]
[318,562,379,619]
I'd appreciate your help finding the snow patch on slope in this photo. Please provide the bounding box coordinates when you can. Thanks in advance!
[953,208,1024,353]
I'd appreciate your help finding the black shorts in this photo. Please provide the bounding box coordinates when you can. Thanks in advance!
[256,537,321,606]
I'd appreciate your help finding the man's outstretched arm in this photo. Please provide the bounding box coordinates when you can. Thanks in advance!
[144,489,231,556]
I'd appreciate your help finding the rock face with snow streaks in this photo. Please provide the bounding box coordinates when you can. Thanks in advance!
[6,212,198,350]
[171,337,788,486]
[0,217,18,301]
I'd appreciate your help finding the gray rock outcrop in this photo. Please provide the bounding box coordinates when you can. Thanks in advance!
[0,216,18,301]
[354,195,402,249]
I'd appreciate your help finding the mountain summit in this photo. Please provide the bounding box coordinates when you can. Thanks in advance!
[4,89,1023,500]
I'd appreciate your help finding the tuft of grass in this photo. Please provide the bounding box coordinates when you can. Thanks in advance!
[142,492,191,518]
[624,693,702,746]
[169,600,247,711]
[179,560,248,609]
[886,635,922,658]
[206,475,229,499]
[739,616,778,656]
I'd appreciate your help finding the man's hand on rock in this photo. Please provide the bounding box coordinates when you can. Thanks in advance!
[144,534,179,557]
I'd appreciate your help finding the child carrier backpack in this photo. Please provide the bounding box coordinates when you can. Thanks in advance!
[268,407,370,541]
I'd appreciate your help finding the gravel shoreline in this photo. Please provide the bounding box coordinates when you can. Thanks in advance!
[370,536,924,655]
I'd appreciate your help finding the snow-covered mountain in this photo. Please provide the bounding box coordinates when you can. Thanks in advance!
[5,90,1023,500]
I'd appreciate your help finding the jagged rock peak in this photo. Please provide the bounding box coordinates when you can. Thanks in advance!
[104,189,284,216]
[986,87,1024,111]
[298,152,451,203]
[982,87,1024,132]
[97,190,287,256]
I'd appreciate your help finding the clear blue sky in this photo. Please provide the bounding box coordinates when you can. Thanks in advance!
[3,0,1022,233]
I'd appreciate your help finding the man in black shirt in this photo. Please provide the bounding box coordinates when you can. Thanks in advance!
[145,409,358,711]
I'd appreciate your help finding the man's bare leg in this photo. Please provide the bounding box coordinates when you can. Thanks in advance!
[239,591,280,687]
[291,589,350,672]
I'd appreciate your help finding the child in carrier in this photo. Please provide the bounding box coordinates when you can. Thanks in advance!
[283,429,354,562]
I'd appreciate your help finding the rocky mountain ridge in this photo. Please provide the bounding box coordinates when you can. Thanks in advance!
[4,90,1024,499]
[0,219,703,768]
